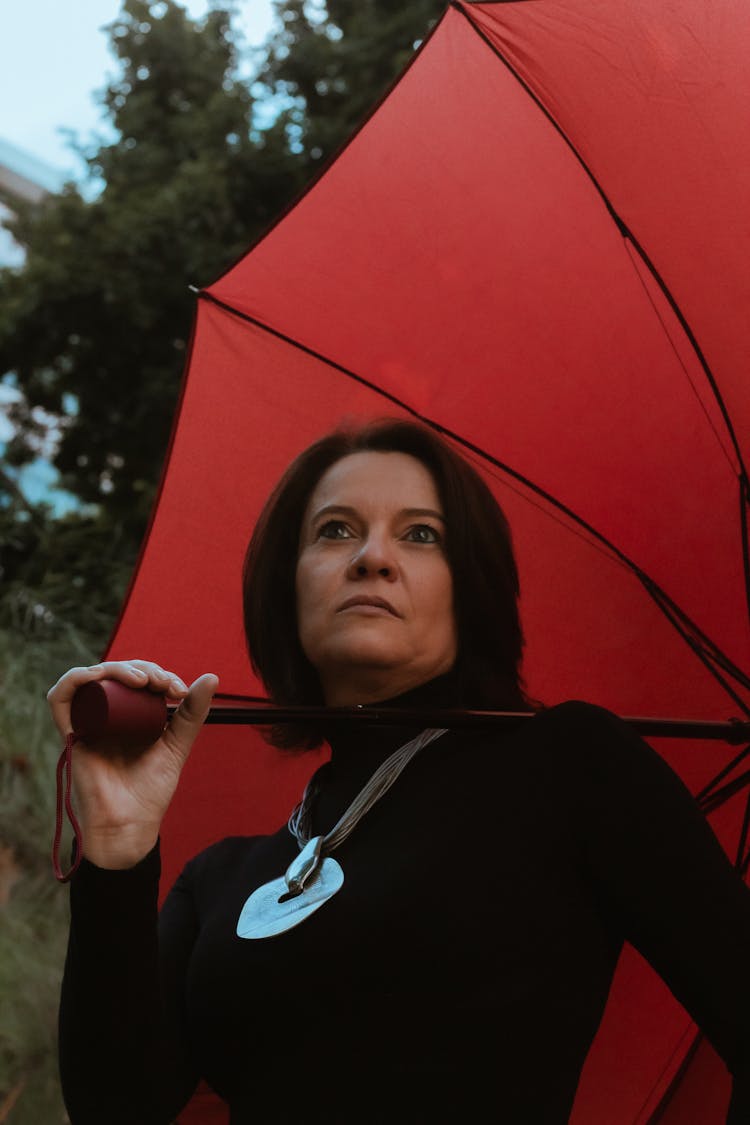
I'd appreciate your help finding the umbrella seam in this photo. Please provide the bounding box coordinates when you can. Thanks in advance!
[622,239,739,480]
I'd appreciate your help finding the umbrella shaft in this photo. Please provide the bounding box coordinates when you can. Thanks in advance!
[189,706,750,745]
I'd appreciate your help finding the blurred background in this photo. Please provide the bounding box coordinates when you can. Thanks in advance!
[0,1,444,1119]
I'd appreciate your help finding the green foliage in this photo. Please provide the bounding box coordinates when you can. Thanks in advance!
[0,0,303,547]
[0,875,71,1124]
[0,618,105,1124]
[262,0,446,166]
[0,504,134,638]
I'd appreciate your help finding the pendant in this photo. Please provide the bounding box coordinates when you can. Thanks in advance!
[237,836,344,940]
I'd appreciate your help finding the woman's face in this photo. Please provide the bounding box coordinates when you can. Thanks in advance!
[296,451,457,705]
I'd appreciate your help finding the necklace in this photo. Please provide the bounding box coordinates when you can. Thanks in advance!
[236,726,447,939]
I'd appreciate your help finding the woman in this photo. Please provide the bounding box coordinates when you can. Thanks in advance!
[50,418,750,1123]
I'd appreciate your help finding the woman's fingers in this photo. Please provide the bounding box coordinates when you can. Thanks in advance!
[46,663,111,736]
[46,660,189,738]
[160,674,219,766]
[119,660,188,699]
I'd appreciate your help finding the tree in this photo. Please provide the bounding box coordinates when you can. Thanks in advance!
[0,0,302,550]
[261,0,446,168]
[0,0,446,557]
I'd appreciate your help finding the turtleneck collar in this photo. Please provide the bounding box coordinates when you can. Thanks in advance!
[323,669,463,765]
[296,671,463,838]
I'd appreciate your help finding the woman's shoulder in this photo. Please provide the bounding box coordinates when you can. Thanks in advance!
[529,698,624,726]
[449,699,638,787]
[525,698,642,745]
[522,698,685,791]
[447,699,632,764]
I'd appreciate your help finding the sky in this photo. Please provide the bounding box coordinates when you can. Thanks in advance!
[0,0,277,181]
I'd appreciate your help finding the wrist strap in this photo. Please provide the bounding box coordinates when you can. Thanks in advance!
[52,733,83,883]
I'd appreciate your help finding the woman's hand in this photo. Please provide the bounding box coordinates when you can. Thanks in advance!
[47,660,218,870]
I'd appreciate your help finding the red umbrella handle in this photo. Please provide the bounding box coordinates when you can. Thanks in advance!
[70,679,168,747]
[52,682,169,883]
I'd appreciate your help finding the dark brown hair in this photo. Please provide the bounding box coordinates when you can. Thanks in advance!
[243,417,534,748]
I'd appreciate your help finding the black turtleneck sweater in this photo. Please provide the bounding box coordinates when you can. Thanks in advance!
[59,684,750,1124]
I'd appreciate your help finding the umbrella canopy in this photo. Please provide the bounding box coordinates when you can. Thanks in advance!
[105,1,750,1120]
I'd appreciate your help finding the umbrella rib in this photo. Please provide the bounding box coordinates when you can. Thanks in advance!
[635,1026,704,1125]
[195,295,635,565]
[452,0,748,490]
[197,287,750,712]
[700,769,750,815]
[452,450,750,705]
[636,576,750,713]
[741,477,750,648]
[696,742,750,805]
[465,447,750,703]
[454,0,750,674]
[699,768,750,875]
[734,790,750,870]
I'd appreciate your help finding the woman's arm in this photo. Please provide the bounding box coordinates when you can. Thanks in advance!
[59,842,202,1125]
[49,661,218,1120]
[567,701,750,1121]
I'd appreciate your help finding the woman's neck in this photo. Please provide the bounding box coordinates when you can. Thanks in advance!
[322,668,464,758]
[321,661,458,708]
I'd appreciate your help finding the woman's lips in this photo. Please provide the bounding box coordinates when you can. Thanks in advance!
[337,596,401,617]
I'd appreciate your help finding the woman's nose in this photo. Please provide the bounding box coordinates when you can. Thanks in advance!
[346,536,397,580]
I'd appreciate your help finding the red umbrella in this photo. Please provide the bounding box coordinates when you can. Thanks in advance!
[103,1,750,1120]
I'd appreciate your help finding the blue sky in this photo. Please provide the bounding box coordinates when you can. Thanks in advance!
[0,0,276,179]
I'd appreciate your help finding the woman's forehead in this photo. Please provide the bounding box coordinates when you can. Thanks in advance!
[305,451,441,514]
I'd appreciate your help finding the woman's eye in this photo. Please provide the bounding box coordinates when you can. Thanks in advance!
[405,524,441,544]
[318,520,353,540]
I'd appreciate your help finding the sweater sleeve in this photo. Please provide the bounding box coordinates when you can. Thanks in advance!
[563,701,750,1123]
[58,842,201,1125]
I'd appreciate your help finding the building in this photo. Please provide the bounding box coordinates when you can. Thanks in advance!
[0,136,66,266]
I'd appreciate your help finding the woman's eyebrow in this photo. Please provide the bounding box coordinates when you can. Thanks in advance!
[310,504,358,521]
[310,504,445,522]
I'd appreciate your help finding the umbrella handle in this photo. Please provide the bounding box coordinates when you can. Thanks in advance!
[70,679,168,749]
[53,682,169,884]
